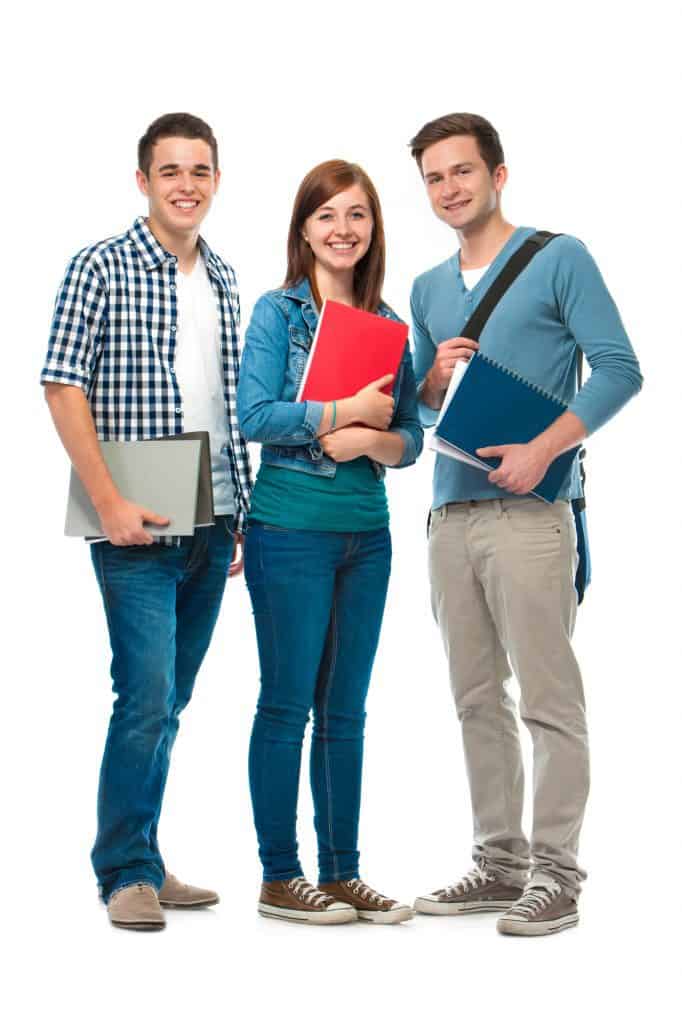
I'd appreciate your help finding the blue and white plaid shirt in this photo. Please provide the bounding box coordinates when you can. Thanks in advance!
[42,216,252,531]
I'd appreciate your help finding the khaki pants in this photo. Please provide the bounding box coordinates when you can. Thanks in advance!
[428,497,589,896]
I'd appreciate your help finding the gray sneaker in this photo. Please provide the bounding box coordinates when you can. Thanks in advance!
[497,880,579,936]
[414,865,524,915]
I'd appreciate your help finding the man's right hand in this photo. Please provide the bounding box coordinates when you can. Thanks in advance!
[427,337,479,391]
[350,374,395,430]
[96,495,170,546]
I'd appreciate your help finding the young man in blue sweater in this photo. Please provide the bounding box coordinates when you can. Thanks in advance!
[409,113,642,936]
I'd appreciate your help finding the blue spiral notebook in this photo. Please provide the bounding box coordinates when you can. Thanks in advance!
[434,352,579,503]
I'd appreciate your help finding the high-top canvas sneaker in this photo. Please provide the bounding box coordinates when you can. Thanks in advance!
[319,879,414,924]
[258,877,357,925]
[414,865,524,915]
[497,880,579,936]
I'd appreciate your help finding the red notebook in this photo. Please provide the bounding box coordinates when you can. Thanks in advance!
[296,300,408,402]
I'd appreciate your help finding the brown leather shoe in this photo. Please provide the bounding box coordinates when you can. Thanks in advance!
[258,877,357,924]
[496,881,579,936]
[319,879,414,924]
[414,865,524,915]
[158,872,219,908]
[107,883,166,931]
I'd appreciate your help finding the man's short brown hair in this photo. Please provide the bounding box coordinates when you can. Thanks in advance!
[137,113,219,177]
[409,113,504,175]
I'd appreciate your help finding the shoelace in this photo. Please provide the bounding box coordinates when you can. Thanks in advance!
[510,881,562,919]
[443,865,496,897]
[346,879,389,905]
[287,877,334,907]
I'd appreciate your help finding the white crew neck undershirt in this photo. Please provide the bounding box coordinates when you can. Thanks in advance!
[461,263,491,290]
[174,255,235,516]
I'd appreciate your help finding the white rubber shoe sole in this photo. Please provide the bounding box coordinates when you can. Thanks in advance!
[258,902,358,925]
[414,897,518,916]
[497,912,579,936]
[357,904,415,924]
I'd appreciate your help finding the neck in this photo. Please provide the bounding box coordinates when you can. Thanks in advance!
[457,210,516,269]
[147,214,201,273]
[312,262,356,306]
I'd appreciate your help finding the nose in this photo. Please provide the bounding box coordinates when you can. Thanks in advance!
[178,172,195,193]
[441,177,459,200]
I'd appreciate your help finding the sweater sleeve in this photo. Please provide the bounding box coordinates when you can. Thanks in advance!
[554,237,643,434]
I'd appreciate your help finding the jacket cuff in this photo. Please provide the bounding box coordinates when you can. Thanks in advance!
[303,400,325,436]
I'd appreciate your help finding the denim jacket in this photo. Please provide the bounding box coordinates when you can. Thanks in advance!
[237,278,423,479]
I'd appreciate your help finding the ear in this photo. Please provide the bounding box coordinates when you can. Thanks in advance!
[493,163,508,193]
[214,168,221,193]
[136,169,150,198]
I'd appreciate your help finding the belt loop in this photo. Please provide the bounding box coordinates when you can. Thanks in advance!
[496,499,504,519]
[442,505,448,522]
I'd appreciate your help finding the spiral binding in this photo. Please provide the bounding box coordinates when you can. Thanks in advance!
[475,352,567,409]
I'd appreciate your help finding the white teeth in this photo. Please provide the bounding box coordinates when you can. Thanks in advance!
[174,201,198,209]
[330,243,354,249]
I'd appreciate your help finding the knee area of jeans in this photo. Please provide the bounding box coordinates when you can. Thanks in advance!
[311,710,366,741]
[254,702,309,735]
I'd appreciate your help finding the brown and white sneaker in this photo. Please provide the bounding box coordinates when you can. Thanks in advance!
[258,877,358,925]
[158,872,219,908]
[319,879,414,924]
[496,880,579,936]
[414,865,524,915]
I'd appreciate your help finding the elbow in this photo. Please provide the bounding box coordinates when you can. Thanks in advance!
[237,404,272,444]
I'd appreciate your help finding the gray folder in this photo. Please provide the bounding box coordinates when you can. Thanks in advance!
[65,440,202,538]
[152,431,215,527]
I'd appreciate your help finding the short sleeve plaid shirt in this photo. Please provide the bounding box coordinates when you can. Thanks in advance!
[41,217,252,532]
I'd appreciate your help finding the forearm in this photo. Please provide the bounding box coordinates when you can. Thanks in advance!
[364,429,406,467]
[418,366,446,411]
[531,410,587,462]
[44,384,120,512]
[318,396,365,435]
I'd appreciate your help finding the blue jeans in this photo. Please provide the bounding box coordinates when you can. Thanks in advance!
[90,519,234,901]
[244,523,391,883]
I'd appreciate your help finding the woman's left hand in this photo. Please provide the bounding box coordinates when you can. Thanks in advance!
[320,426,375,463]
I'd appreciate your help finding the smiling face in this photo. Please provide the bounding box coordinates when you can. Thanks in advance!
[421,135,506,233]
[136,136,220,239]
[302,184,374,277]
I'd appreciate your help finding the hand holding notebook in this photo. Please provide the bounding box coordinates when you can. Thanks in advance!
[432,352,579,503]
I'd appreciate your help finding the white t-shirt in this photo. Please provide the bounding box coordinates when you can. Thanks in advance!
[174,255,235,515]
[461,264,490,290]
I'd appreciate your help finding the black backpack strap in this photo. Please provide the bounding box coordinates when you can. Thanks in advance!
[461,230,559,341]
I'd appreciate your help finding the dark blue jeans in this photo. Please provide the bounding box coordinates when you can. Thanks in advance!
[244,524,391,883]
[90,519,234,901]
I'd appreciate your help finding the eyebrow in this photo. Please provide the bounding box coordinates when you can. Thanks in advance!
[425,162,473,178]
[318,203,369,211]
[157,162,212,172]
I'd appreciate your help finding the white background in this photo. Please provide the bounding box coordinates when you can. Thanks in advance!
[3,1,679,1020]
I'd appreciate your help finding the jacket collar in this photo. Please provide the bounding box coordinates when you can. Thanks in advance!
[282,275,393,323]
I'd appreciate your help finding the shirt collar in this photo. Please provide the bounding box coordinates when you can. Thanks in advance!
[128,216,218,273]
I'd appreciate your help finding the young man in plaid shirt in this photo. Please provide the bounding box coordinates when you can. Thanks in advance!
[42,113,252,931]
